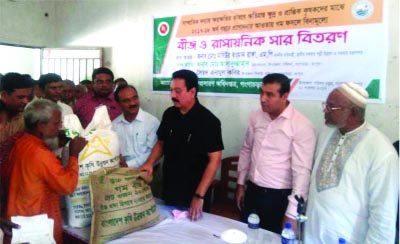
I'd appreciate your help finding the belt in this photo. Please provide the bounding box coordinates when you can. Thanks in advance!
[247,181,292,195]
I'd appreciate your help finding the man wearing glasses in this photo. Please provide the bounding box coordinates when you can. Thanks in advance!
[73,67,122,128]
[305,82,398,244]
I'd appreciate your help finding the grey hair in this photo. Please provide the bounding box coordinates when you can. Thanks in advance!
[63,79,75,87]
[24,99,62,133]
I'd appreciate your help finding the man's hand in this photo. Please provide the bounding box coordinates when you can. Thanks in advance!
[137,162,153,176]
[0,218,20,236]
[189,197,204,221]
[235,184,245,210]
[69,136,88,158]
[58,130,71,148]
[282,216,298,236]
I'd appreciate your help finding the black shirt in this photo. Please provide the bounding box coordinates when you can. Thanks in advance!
[157,101,224,208]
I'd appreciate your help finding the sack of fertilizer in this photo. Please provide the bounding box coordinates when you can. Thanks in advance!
[64,105,120,227]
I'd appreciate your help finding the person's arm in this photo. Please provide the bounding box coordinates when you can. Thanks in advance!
[189,150,222,221]
[365,152,398,243]
[0,218,20,236]
[137,140,164,176]
[235,114,255,210]
[40,136,87,195]
[283,122,317,231]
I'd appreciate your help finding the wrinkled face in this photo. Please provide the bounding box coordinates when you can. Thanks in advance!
[93,73,113,97]
[44,81,63,102]
[170,78,196,111]
[324,90,352,128]
[1,88,32,112]
[40,110,62,139]
[259,83,288,117]
[62,84,75,103]
[117,87,140,119]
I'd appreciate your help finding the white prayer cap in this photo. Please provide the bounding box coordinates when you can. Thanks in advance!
[337,82,369,108]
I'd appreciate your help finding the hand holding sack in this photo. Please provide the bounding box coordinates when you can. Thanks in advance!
[64,106,120,227]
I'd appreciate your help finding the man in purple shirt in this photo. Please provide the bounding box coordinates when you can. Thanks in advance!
[235,73,317,234]
[73,67,122,128]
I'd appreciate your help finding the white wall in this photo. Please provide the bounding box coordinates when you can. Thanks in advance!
[2,0,399,158]
[0,1,56,47]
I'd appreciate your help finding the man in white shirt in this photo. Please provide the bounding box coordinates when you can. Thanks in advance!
[38,73,73,117]
[112,85,159,168]
[305,82,398,244]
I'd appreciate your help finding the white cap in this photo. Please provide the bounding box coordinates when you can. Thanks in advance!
[337,82,369,108]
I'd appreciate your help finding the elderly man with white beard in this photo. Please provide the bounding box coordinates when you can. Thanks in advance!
[6,99,87,244]
[305,82,399,244]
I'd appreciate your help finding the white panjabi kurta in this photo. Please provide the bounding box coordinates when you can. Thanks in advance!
[305,122,399,244]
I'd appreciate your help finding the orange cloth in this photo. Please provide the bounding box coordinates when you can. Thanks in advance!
[6,134,79,244]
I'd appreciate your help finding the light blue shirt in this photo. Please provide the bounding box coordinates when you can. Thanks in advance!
[112,108,160,168]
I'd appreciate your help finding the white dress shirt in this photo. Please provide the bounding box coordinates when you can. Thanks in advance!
[112,108,159,168]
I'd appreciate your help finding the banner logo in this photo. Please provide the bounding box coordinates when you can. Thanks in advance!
[352,0,374,20]
[158,22,170,36]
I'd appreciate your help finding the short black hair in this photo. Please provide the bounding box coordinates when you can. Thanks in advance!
[172,69,199,97]
[80,79,92,85]
[262,73,290,96]
[92,67,114,81]
[1,72,33,93]
[114,77,127,85]
[114,84,138,103]
[38,73,62,90]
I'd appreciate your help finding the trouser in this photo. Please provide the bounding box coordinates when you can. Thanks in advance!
[240,181,292,234]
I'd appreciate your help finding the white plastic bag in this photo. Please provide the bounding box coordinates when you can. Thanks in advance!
[64,105,120,227]
[11,214,55,244]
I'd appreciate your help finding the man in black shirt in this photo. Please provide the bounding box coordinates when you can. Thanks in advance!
[139,69,224,221]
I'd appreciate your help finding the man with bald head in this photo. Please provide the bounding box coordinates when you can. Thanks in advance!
[305,82,398,244]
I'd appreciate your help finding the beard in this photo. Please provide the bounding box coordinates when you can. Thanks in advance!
[44,137,60,151]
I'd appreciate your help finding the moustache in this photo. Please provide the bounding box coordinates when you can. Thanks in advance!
[171,98,179,103]
[128,105,138,109]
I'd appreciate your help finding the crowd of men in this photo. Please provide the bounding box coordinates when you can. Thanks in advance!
[0,68,398,244]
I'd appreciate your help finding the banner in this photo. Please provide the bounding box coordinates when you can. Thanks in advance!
[153,0,386,102]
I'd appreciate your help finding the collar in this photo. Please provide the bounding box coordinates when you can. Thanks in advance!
[180,100,201,118]
[116,108,144,124]
[338,121,367,137]
[265,102,294,120]
[278,102,294,119]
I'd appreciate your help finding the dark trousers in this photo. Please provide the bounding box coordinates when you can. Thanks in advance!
[240,181,292,234]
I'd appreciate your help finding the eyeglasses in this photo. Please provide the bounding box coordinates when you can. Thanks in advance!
[321,102,351,113]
